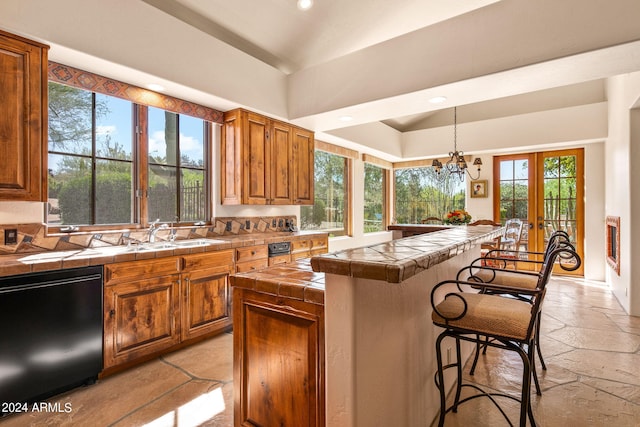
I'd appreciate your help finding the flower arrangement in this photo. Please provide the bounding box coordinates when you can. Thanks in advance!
[444,209,472,225]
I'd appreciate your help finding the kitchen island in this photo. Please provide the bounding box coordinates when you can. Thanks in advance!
[231,225,502,427]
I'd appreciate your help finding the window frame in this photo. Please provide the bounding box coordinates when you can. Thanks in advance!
[300,141,355,237]
[362,154,390,233]
[46,62,222,232]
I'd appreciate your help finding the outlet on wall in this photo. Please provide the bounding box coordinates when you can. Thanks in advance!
[4,228,18,245]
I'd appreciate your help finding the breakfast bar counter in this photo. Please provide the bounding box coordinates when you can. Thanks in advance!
[231,225,501,427]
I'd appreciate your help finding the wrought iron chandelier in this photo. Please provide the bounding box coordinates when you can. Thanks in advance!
[431,107,482,181]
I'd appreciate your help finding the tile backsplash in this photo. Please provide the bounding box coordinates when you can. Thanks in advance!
[0,216,297,256]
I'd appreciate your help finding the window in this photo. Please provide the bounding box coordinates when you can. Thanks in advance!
[48,84,134,225]
[301,150,350,236]
[363,162,387,233]
[147,107,208,222]
[394,166,465,224]
[47,81,211,228]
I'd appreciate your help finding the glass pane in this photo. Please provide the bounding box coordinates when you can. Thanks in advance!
[560,156,576,177]
[181,169,205,222]
[48,154,92,225]
[513,180,528,198]
[148,164,178,222]
[364,163,384,233]
[95,94,133,160]
[148,107,178,166]
[544,178,560,198]
[500,200,513,220]
[500,182,513,200]
[179,115,205,168]
[514,200,528,220]
[95,159,133,224]
[48,82,92,155]
[514,159,528,180]
[500,160,513,180]
[544,157,559,178]
[560,177,576,198]
[301,151,347,236]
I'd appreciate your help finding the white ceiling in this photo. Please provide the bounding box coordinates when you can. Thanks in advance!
[138,0,629,137]
[3,0,637,158]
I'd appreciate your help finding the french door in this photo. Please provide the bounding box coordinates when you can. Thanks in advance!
[492,149,584,275]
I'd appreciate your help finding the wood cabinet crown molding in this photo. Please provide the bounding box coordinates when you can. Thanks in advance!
[221,108,314,205]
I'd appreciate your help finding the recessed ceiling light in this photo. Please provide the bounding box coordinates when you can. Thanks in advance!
[297,0,313,10]
[339,115,353,122]
[429,96,447,104]
[146,83,165,92]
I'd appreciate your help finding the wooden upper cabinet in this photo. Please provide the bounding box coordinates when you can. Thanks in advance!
[221,108,314,205]
[0,30,48,201]
[292,126,314,205]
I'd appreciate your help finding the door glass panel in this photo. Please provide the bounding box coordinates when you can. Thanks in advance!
[542,154,577,244]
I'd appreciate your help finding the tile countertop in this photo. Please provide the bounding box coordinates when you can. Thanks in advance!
[230,226,503,305]
[310,225,503,283]
[0,231,328,278]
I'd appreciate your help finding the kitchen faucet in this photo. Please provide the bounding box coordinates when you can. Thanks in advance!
[148,219,168,243]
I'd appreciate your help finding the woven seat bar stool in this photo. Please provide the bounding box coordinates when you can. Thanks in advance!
[456,231,580,394]
[430,244,579,427]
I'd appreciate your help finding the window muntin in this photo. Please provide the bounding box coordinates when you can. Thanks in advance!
[364,163,386,233]
[394,167,465,224]
[47,81,210,228]
[301,150,349,237]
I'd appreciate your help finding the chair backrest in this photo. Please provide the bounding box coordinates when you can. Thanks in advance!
[468,219,501,226]
[501,219,524,250]
[421,216,443,224]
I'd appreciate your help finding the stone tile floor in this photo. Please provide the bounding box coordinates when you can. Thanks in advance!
[1,276,639,426]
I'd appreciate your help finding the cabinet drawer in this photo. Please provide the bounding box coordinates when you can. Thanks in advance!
[291,239,310,252]
[236,245,268,263]
[310,237,328,249]
[105,257,180,286]
[268,254,291,266]
[182,250,234,273]
[236,258,269,273]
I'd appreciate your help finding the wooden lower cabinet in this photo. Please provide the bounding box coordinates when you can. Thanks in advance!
[104,274,181,368]
[103,250,234,371]
[181,251,234,341]
[234,288,325,427]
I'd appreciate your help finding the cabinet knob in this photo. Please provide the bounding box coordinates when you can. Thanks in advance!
[251,251,256,255]
[109,309,115,318]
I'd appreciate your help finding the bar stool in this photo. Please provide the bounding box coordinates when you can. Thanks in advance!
[430,244,579,426]
[456,231,580,393]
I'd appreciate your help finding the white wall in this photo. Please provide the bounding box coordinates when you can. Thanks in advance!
[0,202,44,225]
[605,72,640,315]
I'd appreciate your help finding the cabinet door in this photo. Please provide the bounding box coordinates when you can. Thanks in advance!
[234,289,325,427]
[220,110,242,205]
[0,31,48,201]
[292,127,315,205]
[104,275,181,369]
[242,111,270,204]
[181,268,231,341]
[270,120,293,204]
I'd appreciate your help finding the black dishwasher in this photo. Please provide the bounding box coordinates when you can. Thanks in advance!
[0,266,103,412]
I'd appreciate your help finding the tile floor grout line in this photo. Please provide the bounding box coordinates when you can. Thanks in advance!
[106,379,194,427]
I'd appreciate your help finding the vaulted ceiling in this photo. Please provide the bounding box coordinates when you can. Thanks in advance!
[2,0,639,159]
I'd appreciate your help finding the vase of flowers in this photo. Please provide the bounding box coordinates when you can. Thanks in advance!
[443,209,472,225]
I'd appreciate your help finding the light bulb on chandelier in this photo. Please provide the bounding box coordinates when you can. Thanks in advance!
[431,106,482,181]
